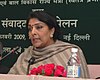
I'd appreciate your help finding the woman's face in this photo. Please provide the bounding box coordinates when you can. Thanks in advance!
[28,18,55,49]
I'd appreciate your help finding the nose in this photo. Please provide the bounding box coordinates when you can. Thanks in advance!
[31,27,37,35]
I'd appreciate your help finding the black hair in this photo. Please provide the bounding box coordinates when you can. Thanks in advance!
[26,11,60,41]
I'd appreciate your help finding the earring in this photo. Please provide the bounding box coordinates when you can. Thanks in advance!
[50,34,53,38]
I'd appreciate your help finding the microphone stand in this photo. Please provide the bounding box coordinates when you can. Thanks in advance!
[27,57,35,75]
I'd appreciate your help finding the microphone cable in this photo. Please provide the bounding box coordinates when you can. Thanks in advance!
[27,57,35,75]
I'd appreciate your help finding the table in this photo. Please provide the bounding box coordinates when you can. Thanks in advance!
[0,74,96,80]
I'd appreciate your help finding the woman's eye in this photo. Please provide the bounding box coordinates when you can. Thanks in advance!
[36,25,43,30]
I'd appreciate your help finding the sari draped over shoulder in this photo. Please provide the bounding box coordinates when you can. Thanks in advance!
[8,40,90,78]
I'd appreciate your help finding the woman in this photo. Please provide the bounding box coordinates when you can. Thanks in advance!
[8,11,90,78]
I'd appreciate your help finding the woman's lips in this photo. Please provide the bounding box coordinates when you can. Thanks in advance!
[32,38,40,42]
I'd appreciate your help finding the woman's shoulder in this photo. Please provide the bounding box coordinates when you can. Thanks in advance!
[56,40,82,50]
[24,46,33,51]
[23,46,33,54]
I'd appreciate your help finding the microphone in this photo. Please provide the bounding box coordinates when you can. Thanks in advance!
[0,46,20,61]
[9,46,20,53]
[27,57,35,75]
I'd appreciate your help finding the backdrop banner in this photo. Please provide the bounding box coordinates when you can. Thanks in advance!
[0,0,100,69]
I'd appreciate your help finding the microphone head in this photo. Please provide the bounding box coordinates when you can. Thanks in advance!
[28,57,35,65]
